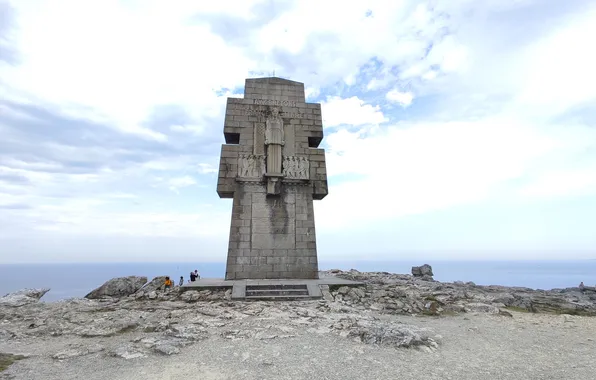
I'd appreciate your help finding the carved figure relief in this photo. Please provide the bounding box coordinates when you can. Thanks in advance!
[265,107,285,146]
[282,156,310,179]
[265,107,284,176]
[238,154,265,178]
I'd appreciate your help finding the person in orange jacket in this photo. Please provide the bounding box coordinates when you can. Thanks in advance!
[164,276,173,290]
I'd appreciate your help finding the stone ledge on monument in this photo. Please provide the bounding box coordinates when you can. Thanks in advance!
[245,76,305,88]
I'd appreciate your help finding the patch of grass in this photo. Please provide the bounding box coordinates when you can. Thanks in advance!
[506,305,596,316]
[418,310,458,317]
[0,353,26,372]
[550,308,596,317]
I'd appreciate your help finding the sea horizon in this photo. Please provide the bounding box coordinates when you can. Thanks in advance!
[1,259,594,302]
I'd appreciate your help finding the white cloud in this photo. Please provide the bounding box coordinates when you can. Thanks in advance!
[322,96,386,127]
[518,169,596,199]
[170,125,205,135]
[104,193,138,200]
[197,163,218,175]
[167,176,197,193]
[1,0,596,262]
[512,7,596,119]
[386,90,414,107]
[318,117,580,230]
[0,0,256,139]
[304,86,320,100]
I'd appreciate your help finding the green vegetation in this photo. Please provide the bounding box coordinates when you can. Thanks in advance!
[504,306,531,313]
[418,309,458,317]
[420,309,440,316]
[0,353,26,372]
[550,308,595,316]
[505,305,596,316]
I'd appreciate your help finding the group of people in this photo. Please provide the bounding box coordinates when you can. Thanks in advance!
[163,269,201,291]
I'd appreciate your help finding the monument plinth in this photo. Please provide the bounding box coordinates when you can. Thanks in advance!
[217,77,328,280]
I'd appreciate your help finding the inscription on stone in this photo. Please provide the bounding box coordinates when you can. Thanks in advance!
[242,107,265,117]
[253,99,297,107]
[282,156,310,180]
[281,112,305,119]
[228,104,305,119]
[237,154,265,178]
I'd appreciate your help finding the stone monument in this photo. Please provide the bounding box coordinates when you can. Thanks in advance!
[217,77,328,280]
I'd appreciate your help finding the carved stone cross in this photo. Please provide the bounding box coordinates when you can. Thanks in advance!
[217,77,328,280]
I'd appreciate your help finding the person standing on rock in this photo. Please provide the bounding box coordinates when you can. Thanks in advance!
[579,282,585,293]
[164,276,173,291]
[190,271,197,282]
[179,276,184,286]
[194,269,200,280]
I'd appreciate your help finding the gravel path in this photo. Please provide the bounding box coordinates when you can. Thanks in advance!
[2,311,595,380]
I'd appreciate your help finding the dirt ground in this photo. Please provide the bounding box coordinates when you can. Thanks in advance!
[2,310,595,380]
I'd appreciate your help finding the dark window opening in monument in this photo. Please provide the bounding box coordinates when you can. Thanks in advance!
[224,132,240,144]
[218,191,234,199]
[308,136,322,148]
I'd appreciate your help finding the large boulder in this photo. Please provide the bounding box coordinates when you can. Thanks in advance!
[0,288,50,307]
[139,276,168,293]
[85,276,147,299]
[411,264,433,278]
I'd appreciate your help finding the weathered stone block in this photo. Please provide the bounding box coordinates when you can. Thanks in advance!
[267,257,280,264]
[273,264,288,272]
[252,233,296,249]
[237,257,250,265]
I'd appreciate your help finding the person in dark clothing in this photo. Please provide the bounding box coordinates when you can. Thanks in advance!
[190,271,197,282]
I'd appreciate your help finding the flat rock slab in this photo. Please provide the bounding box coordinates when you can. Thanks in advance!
[182,277,364,289]
[181,276,363,300]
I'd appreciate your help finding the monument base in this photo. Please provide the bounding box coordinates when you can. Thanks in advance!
[225,182,319,280]
[182,274,364,300]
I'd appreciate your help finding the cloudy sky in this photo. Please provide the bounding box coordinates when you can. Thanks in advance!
[1,0,595,263]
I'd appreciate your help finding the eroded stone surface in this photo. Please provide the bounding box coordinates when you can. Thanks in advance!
[1,269,595,376]
[85,276,147,299]
[0,288,49,307]
[2,271,596,380]
[52,344,104,360]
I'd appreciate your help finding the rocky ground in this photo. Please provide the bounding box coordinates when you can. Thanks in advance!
[1,269,595,379]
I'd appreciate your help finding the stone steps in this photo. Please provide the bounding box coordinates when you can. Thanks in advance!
[244,284,314,300]
[244,295,313,301]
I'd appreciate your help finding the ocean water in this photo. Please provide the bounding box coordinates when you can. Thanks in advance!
[1,260,594,302]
